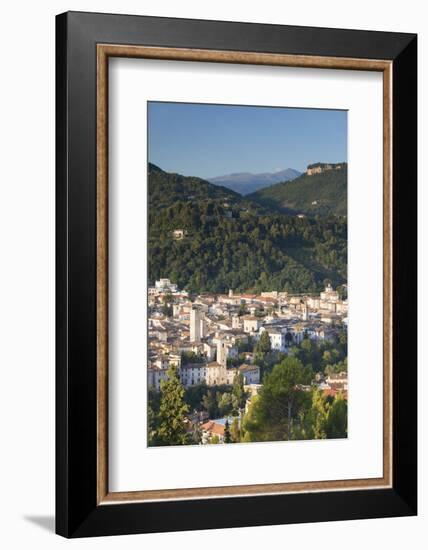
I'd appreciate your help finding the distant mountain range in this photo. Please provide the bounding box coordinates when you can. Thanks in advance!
[208,168,301,195]
[249,163,347,217]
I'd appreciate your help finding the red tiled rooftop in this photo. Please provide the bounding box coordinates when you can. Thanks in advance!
[201,421,225,436]
[323,388,348,400]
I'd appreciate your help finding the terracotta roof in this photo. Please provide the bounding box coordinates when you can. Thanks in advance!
[323,389,348,400]
[201,421,225,436]
[239,364,258,372]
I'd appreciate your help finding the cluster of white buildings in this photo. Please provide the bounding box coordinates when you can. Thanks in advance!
[147,279,348,393]
[149,278,180,295]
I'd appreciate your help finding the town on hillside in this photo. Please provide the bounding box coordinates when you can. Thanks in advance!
[148,277,348,445]
[147,103,348,446]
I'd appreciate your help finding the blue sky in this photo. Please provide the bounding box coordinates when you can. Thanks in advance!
[148,102,347,178]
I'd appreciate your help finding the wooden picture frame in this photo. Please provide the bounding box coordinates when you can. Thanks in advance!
[56,11,417,537]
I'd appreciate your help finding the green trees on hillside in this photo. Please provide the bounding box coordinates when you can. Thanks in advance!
[149,162,240,207]
[149,201,347,294]
[242,357,311,441]
[241,359,347,443]
[291,330,347,375]
[249,164,348,217]
[150,365,189,446]
[148,165,347,295]
[232,372,247,411]
[224,420,232,443]
[325,394,347,438]
[230,417,241,443]
[256,330,272,354]
[148,335,348,446]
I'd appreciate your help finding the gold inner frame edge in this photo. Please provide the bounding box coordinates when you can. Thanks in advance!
[96,44,393,504]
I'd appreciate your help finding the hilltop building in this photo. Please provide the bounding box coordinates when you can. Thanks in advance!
[306,162,346,176]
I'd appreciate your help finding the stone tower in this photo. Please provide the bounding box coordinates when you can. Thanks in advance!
[302,302,308,321]
[190,306,201,342]
[216,340,227,367]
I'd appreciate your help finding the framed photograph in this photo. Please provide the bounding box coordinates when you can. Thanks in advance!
[56,11,417,538]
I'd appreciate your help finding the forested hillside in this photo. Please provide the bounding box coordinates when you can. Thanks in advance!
[149,163,240,206]
[249,164,347,216]
[148,165,347,294]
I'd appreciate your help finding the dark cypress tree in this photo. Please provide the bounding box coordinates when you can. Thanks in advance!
[157,365,189,445]
[256,330,272,353]
[224,419,232,444]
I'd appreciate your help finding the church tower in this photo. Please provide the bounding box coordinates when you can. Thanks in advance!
[190,306,201,342]
[301,300,308,321]
[216,340,227,367]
